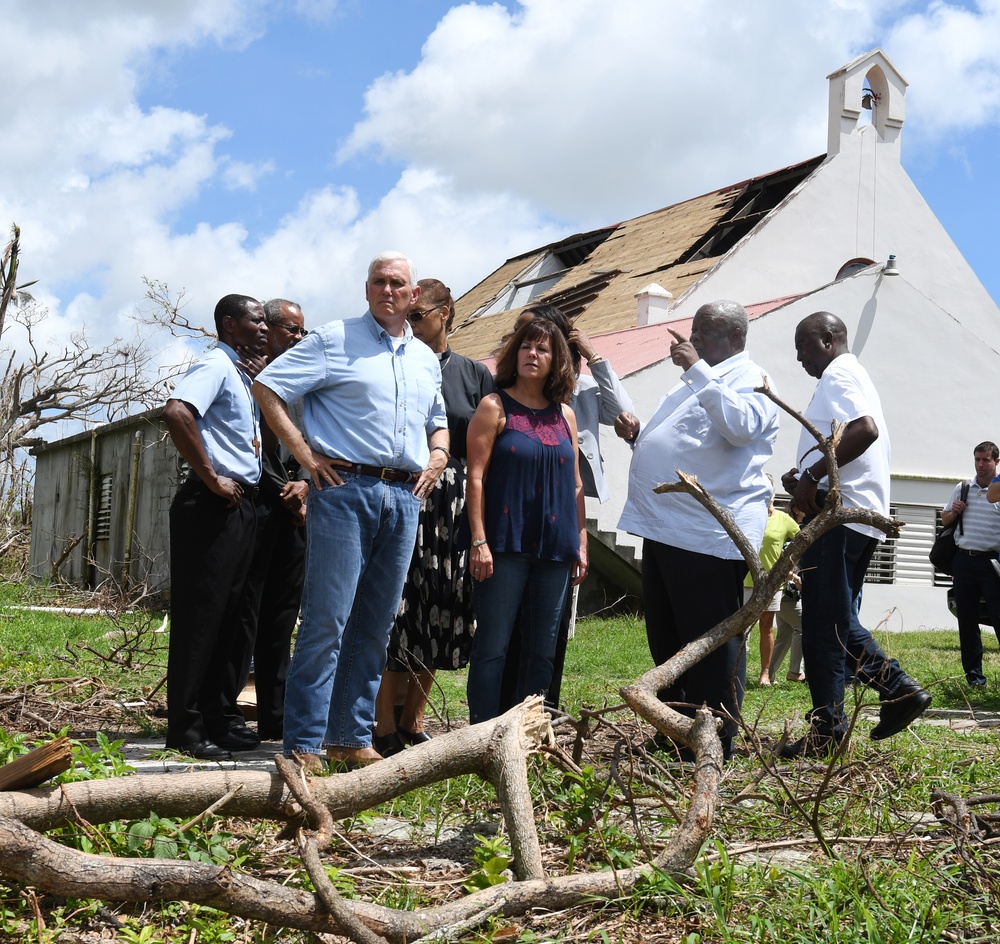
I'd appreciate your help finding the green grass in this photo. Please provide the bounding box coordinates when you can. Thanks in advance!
[430,613,1000,726]
[3,576,1000,943]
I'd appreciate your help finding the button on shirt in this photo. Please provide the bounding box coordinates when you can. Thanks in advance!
[618,351,779,559]
[254,311,446,471]
[946,480,1000,553]
[170,343,262,486]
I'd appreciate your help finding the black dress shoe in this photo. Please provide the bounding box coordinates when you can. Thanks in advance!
[216,725,261,750]
[778,729,843,759]
[372,730,406,758]
[397,725,432,746]
[182,740,233,761]
[870,677,931,740]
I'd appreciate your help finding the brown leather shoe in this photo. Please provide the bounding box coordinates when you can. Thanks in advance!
[326,746,383,768]
[292,752,325,774]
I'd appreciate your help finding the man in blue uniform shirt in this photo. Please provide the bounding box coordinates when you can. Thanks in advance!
[163,293,268,760]
[253,252,449,770]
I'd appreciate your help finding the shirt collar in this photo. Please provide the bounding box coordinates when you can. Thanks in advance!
[362,309,413,344]
[217,341,240,364]
[710,349,750,375]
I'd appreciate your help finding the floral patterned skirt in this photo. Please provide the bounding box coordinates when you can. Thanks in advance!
[387,458,476,672]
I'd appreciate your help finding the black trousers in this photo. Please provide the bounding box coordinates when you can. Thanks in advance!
[641,539,747,747]
[951,550,1000,682]
[237,499,306,737]
[166,478,258,747]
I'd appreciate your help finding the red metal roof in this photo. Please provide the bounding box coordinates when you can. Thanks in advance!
[479,294,801,379]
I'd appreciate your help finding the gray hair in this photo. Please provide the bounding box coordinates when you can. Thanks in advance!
[367,251,417,288]
[263,298,302,324]
[699,299,748,345]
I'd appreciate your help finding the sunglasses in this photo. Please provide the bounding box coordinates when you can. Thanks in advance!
[408,303,445,322]
[277,322,308,337]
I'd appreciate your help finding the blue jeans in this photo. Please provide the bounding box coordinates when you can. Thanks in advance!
[800,524,905,738]
[282,474,420,754]
[951,550,1000,683]
[467,554,571,723]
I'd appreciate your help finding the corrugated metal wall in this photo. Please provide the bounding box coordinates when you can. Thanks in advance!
[29,411,180,591]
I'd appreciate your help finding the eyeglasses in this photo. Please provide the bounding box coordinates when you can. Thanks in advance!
[276,322,308,337]
[408,303,445,323]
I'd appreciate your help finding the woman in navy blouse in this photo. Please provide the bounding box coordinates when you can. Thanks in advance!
[464,318,589,722]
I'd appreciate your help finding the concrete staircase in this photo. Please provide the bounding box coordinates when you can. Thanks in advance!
[579,517,642,615]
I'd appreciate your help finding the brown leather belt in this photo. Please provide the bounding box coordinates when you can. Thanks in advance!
[957,547,997,558]
[331,461,418,484]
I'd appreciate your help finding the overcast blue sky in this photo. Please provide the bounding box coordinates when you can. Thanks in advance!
[2,0,998,361]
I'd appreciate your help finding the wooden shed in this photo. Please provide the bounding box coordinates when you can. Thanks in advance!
[29,408,180,592]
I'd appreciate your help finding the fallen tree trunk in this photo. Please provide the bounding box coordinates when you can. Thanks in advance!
[0,698,728,943]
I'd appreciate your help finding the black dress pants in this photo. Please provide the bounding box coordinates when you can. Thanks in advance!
[237,500,306,737]
[641,539,747,748]
[166,477,258,747]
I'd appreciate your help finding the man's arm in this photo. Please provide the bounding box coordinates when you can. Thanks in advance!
[941,482,967,526]
[163,398,243,508]
[789,415,879,515]
[562,404,589,587]
[614,411,641,443]
[570,326,635,422]
[252,380,345,490]
[685,362,778,447]
[412,427,450,501]
[589,359,635,424]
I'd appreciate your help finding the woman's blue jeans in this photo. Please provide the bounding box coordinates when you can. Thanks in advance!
[467,554,571,723]
[282,474,419,754]
[800,523,904,738]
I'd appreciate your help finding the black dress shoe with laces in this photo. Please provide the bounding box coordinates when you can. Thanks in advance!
[372,730,406,758]
[870,676,931,740]
[182,740,232,761]
[216,725,261,750]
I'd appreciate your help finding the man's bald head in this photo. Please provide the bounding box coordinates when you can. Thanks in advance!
[794,311,850,379]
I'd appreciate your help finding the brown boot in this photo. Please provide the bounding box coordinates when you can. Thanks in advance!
[292,752,325,774]
[326,746,383,768]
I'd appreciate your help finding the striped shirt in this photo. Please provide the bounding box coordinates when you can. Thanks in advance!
[946,480,1000,553]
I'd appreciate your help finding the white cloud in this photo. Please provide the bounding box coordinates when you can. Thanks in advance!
[221,158,277,191]
[341,0,1000,222]
[881,0,1000,133]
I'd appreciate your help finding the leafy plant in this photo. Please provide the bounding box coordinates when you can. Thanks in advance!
[464,833,514,891]
[58,730,135,781]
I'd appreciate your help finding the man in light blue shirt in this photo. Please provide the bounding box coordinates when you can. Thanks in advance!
[164,293,269,760]
[616,300,779,761]
[253,252,449,770]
